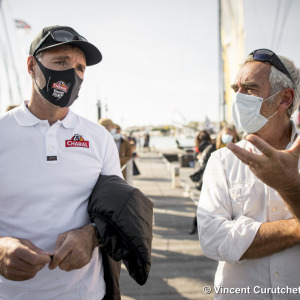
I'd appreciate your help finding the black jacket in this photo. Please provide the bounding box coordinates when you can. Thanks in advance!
[88,175,153,299]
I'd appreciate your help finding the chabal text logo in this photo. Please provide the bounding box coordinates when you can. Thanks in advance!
[65,134,89,148]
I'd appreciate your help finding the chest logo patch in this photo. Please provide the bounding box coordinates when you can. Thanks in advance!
[65,134,89,148]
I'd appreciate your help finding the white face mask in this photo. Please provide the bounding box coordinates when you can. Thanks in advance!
[232,91,281,134]
[110,129,121,141]
[110,128,117,135]
[221,133,233,144]
[112,133,122,141]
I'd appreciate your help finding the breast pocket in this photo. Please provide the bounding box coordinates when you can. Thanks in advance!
[228,183,257,219]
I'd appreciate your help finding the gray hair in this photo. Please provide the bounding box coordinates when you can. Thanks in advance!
[242,54,300,118]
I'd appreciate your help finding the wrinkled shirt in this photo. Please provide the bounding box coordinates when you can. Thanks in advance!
[197,122,300,300]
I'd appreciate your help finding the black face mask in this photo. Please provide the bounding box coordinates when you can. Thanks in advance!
[198,140,210,152]
[34,59,83,107]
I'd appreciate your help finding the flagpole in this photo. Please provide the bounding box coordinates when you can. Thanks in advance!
[218,0,225,129]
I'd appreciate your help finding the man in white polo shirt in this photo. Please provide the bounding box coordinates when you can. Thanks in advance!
[0,25,122,300]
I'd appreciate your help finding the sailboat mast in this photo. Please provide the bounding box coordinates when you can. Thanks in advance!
[218,0,225,128]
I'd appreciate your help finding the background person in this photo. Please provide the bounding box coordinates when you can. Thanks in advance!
[189,130,216,234]
[98,119,132,181]
[143,132,150,152]
[115,124,133,182]
[98,117,115,133]
[197,49,300,299]
[215,124,241,149]
[190,130,216,191]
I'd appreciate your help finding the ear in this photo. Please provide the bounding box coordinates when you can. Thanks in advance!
[27,56,36,77]
[278,88,294,112]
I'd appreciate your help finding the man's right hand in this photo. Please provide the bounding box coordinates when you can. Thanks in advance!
[0,237,51,281]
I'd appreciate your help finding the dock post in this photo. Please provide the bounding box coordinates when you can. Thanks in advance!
[171,162,180,188]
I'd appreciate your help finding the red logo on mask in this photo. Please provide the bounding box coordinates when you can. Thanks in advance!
[65,134,89,148]
[52,81,69,93]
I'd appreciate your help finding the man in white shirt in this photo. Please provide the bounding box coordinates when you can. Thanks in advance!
[197,49,300,300]
[0,25,122,300]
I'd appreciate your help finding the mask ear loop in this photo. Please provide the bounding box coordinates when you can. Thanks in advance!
[265,110,278,120]
[34,58,52,92]
[261,89,284,103]
[261,89,283,119]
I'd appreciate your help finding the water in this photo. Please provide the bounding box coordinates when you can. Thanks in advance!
[143,135,194,150]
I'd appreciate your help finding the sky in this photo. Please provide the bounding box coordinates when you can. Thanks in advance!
[2,0,300,128]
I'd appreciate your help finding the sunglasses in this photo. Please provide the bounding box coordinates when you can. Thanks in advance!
[33,29,87,57]
[250,49,294,85]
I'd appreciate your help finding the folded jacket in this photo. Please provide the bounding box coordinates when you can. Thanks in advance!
[88,174,153,285]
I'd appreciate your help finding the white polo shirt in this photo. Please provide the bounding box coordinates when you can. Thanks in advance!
[0,101,123,300]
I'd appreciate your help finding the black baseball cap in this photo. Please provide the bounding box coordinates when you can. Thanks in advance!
[29,25,102,66]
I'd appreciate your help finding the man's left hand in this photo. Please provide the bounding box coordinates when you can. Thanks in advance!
[227,134,300,192]
[49,224,98,272]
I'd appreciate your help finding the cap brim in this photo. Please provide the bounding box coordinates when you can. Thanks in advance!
[37,40,102,66]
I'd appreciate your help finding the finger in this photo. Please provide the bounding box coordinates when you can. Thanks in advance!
[49,241,72,270]
[48,232,68,269]
[227,142,255,164]
[22,240,51,256]
[5,259,46,281]
[17,244,51,266]
[288,135,300,155]
[60,247,92,272]
[58,249,81,271]
[15,262,46,276]
[4,268,37,281]
[245,134,275,157]
[52,232,67,253]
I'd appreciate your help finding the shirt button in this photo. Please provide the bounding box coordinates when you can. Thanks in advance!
[272,207,277,212]
[48,146,55,152]
[47,133,53,138]
[40,123,46,127]
[274,272,279,277]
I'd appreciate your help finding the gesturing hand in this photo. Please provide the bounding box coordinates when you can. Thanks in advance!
[49,224,98,272]
[227,134,300,192]
[0,237,51,281]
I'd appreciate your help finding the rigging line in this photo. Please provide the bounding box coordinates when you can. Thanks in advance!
[0,0,23,103]
[0,0,14,106]
[271,0,282,49]
[275,0,294,51]
[0,40,14,104]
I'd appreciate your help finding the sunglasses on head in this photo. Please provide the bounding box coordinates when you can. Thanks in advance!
[33,29,87,57]
[250,49,294,85]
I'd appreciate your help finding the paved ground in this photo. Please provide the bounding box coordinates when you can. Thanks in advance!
[119,151,218,300]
